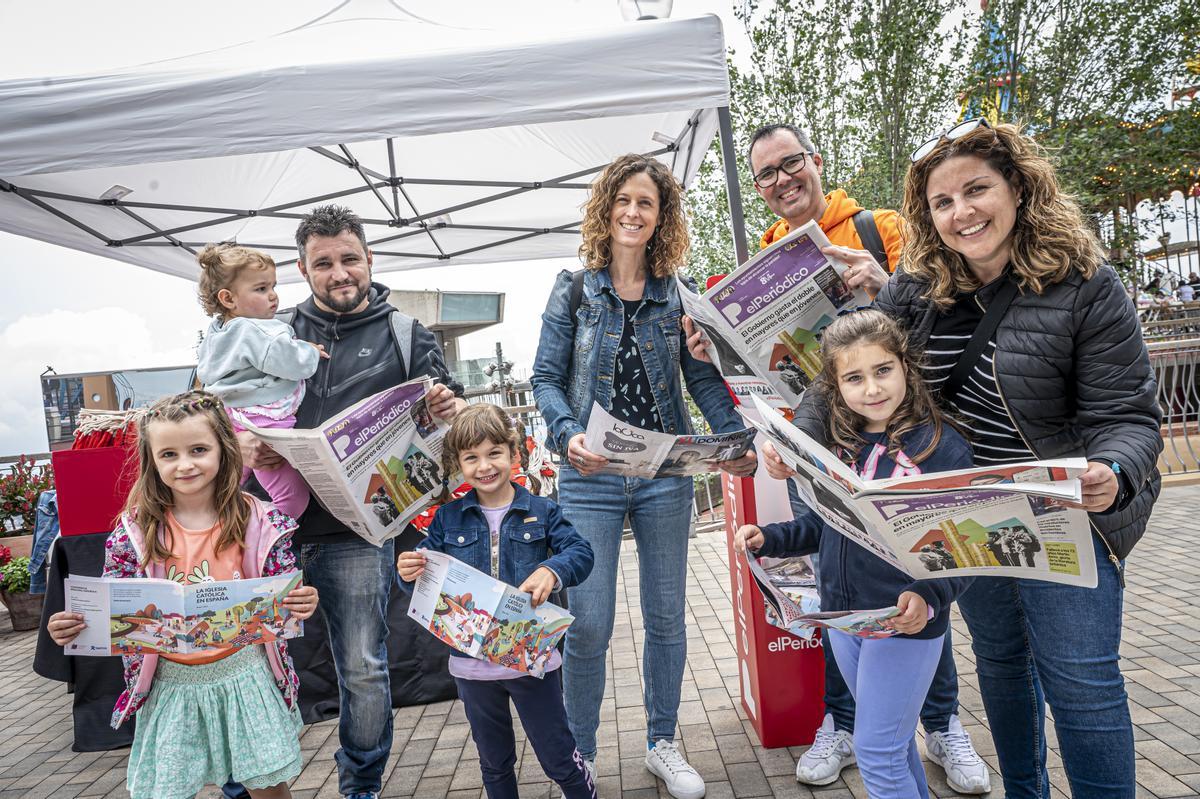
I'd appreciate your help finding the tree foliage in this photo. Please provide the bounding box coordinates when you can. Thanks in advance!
[686,0,1199,287]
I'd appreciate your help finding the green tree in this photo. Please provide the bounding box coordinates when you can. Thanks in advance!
[685,0,968,285]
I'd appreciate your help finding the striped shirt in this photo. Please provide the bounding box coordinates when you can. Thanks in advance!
[923,295,1034,466]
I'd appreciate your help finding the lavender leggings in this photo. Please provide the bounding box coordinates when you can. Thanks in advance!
[230,412,310,519]
[827,630,945,799]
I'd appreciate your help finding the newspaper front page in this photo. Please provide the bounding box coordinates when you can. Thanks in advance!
[64,573,304,656]
[677,220,871,417]
[582,403,756,478]
[408,551,573,679]
[245,378,452,546]
[748,554,899,640]
[743,394,1098,587]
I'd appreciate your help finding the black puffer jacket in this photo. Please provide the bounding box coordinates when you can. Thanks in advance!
[796,265,1162,562]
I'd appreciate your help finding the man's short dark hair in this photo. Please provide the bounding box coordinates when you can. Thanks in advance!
[747,124,816,174]
[295,204,369,263]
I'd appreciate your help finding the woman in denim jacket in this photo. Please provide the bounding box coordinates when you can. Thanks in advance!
[531,154,756,799]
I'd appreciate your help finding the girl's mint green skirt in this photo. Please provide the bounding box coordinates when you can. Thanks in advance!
[126,645,303,799]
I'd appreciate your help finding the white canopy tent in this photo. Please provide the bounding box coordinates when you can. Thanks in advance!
[0,6,750,284]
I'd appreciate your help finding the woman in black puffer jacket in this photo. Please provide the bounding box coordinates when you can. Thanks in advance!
[783,121,1159,799]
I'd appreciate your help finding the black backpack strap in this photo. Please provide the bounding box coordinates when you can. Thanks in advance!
[569,268,586,322]
[851,209,888,269]
[940,276,1019,403]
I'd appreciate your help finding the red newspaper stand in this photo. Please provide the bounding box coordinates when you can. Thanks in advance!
[51,445,137,536]
[723,467,826,748]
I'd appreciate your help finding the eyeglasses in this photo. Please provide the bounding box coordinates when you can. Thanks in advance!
[753,152,812,189]
[910,118,991,163]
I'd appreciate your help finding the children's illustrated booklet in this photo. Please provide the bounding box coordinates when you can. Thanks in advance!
[582,403,756,478]
[408,550,573,679]
[742,393,1099,587]
[63,572,304,656]
[244,377,458,546]
[747,553,900,639]
[676,220,872,418]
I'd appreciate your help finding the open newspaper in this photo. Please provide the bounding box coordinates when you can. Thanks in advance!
[743,393,1098,587]
[63,572,304,656]
[245,378,452,546]
[408,551,573,679]
[582,402,756,478]
[678,220,871,417]
[748,554,899,639]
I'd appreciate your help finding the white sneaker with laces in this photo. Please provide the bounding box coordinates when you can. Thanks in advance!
[796,713,855,786]
[645,740,706,799]
[925,715,992,794]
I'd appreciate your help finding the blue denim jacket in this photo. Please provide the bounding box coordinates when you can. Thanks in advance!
[531,267,742,455]
[30,490,59,595]
[417,483,594,591]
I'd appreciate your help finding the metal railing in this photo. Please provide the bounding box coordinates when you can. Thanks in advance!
[1149,338,1200,475]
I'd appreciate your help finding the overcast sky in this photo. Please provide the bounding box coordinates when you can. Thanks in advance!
[1,0,1194,457]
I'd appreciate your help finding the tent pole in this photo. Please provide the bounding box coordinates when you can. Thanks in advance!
[717,106,749,265]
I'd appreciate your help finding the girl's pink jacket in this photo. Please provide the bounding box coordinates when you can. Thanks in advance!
[104,495,303,729]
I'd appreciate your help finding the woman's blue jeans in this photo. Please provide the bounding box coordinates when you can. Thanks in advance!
[957,534,1133,798]
[558,467,693,760]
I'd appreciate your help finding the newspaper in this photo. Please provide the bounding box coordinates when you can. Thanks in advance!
[582,403,756,478]
[743,393,1098,587]
[245,378,452,546]
[748,554,899,639]
[63,572,304,657]
[678,220,871,417]
[408,551,572,679]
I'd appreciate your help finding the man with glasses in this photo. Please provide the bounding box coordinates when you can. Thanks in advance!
[750,123,897,294]
[747,123,991,795]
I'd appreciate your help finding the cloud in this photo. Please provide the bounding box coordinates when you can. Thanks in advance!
[0,307,198,455]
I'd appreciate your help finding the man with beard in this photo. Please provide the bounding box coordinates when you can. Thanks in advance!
[237,204,464,799]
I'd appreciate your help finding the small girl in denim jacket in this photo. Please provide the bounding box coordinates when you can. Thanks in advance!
[195,243,326,519]
[398,403,596,799]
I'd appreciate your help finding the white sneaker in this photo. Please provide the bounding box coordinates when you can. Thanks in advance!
[796,713,855,786]
[645,740,706,799]
[925,715,992,794]
[584,758,596,784]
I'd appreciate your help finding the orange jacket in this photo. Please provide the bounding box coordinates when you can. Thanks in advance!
[759,189,903,271]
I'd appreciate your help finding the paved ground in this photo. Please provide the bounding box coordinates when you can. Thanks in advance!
[5,486,1200,798]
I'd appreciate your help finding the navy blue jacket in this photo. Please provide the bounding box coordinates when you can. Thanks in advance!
[418,483,594,597]
[758,425,974,639]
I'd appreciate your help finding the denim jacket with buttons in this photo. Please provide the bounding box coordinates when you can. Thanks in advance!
[417,482,594,599]
[531,267,742,455]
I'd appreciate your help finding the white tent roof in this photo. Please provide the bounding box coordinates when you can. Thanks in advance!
[0,9,730,282]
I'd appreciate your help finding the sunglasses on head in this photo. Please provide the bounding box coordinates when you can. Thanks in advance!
[910,118,991,163]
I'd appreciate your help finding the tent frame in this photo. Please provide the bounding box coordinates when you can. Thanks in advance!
[1,109,751,270]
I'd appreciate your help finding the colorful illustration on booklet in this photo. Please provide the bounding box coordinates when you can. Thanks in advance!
[481,607,572,676]
[110,574,302,655]
[909,516,1044,572]
[410,399,438,438]
[431,591,491,651]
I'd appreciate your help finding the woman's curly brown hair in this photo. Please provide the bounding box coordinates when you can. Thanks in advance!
[578,154,689,278]
[900,122,1104,308]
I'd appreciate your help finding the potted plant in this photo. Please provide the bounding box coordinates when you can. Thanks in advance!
[0,456,54,558]
[0,545,43,632]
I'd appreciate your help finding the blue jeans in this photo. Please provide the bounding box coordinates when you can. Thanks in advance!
[456,670,596,799]
[829,631,944,799]
[956,534,1133,798]
[558,468,693,760]
[795,483,958,734]
[301,538,397,796]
